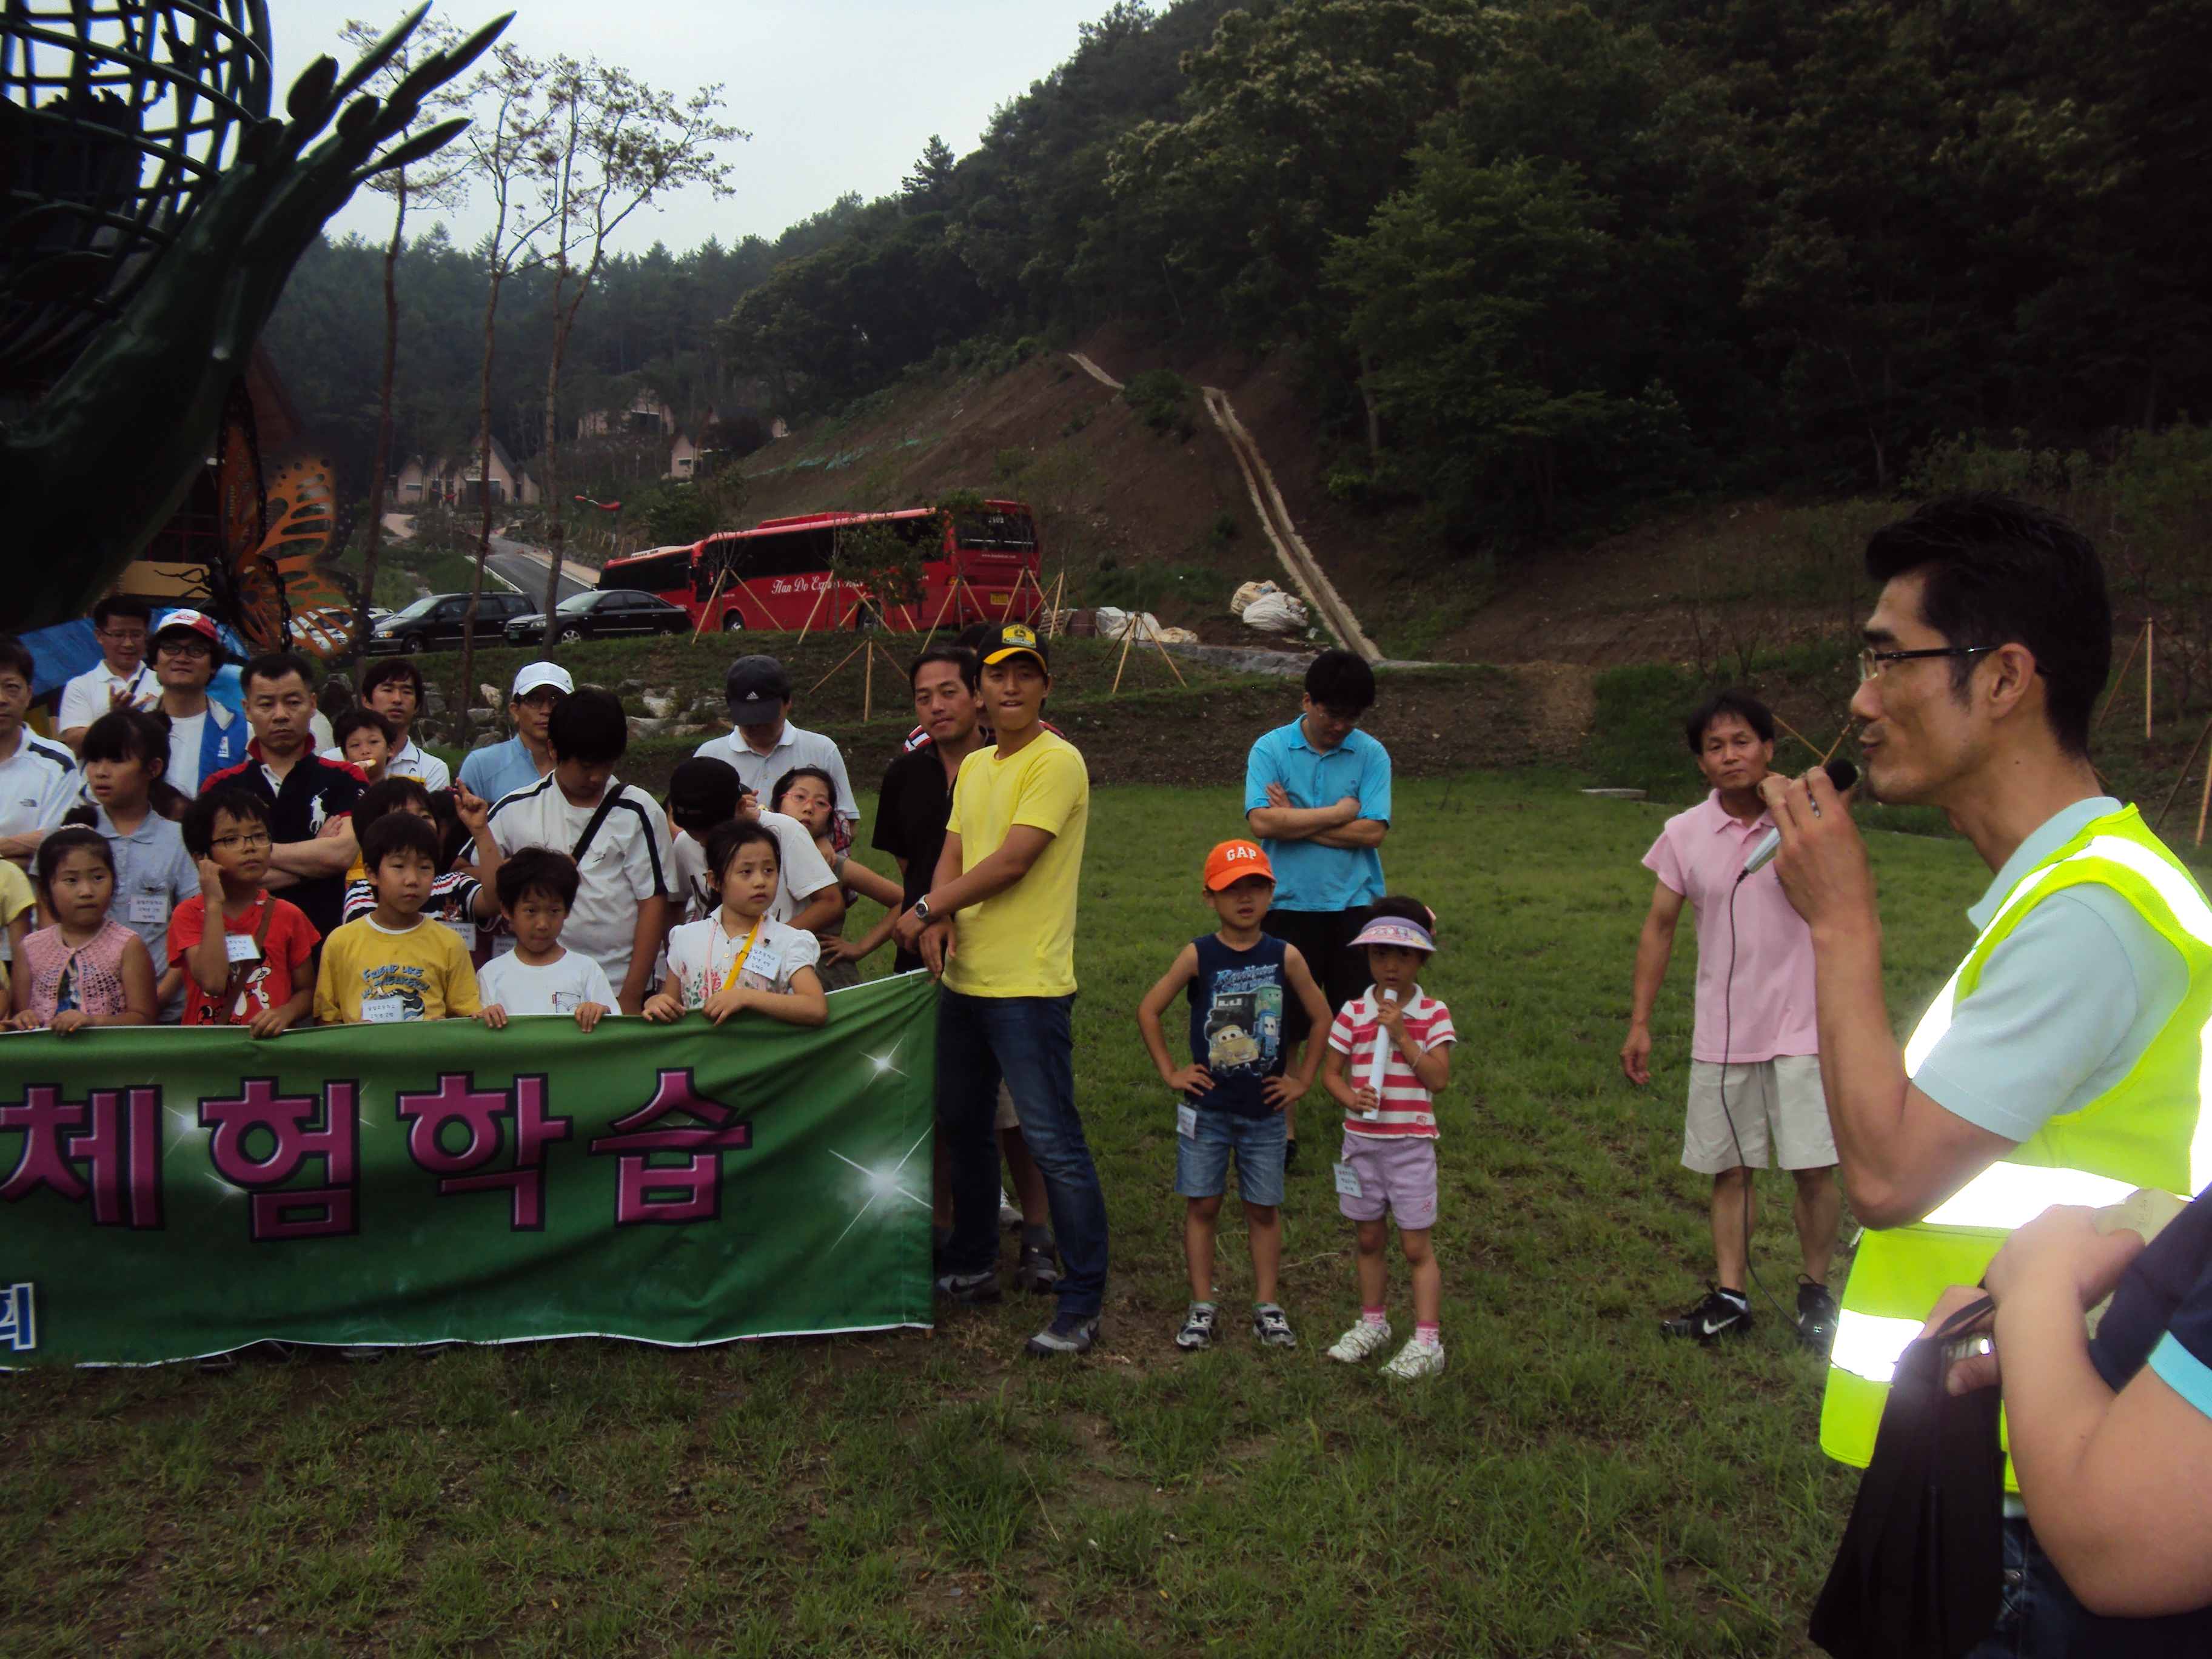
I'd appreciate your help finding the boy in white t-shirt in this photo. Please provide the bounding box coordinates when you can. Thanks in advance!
[645,820,826,1027]
[476,848,616,1030]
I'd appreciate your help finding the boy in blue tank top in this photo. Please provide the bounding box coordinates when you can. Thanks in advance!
[1138,839,1333,1352]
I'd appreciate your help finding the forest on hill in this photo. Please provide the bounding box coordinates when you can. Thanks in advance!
[266,0,2212,552]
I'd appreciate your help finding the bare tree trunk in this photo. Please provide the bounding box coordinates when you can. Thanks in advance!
[539,268,571,648]
[457,261,508,724]
[358,183,408,665]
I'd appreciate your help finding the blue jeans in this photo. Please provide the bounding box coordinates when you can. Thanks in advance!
[936,990,1108,1318]
[1965,1517,2212,1658]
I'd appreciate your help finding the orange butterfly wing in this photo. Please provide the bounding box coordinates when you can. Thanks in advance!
[256,457,363,660]
[215,383,290,655]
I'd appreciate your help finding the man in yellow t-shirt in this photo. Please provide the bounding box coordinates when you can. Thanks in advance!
[894,622,1107,1357]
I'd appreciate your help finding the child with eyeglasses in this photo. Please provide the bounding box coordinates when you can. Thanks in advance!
[169,789,320,1033]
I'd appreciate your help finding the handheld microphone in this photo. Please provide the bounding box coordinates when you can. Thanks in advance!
[1741,758,1857,876]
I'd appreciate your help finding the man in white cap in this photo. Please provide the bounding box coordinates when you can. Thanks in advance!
[149,609,247,796]
[458,663,572,805]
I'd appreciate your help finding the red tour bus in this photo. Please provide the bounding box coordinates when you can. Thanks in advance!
[597,499,1042,634]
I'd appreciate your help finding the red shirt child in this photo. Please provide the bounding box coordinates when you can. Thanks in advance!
[170,789,320,1034]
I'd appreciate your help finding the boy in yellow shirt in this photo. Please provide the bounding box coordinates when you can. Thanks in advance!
[313,811,480,1024]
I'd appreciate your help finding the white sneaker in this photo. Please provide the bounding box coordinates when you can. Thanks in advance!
[1326,1318,1392,1362]
[1380,1336,1445,1380]
[998,1189,1022,1230]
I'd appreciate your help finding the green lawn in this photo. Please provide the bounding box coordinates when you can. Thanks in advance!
[0,774,1991,1657]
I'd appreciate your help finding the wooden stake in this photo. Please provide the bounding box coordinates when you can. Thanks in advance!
[736,575,785,631]
[793,578,831,649]
[2153,709,2212,831]
[2146,618,2154,740]
[920,578,961,650]
[807,638,868,696]
[1149,621,1187,688]
[692,565,729,642]
[1766,713,1827,760]
[1110,613,1139,696]
[2199,740,2212,847]
[1044,569,1067,637]
[863,631,874,722]
[2098,621,2147,729]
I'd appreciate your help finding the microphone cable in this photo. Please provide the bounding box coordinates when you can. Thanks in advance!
[1718,868,1802,1331]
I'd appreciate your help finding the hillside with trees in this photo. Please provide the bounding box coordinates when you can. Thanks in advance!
[267,0,2212,561]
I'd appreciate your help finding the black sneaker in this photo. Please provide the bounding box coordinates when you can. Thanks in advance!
[934,1268,1002,1306]
[1797,1280,1840,1356]
[1014,1244,1061,1295]
[1025,1312,1099,1358]
[1252,1303,1296,1349]
[1175,1302,1217,1350]
[1661,1285,1752,1342]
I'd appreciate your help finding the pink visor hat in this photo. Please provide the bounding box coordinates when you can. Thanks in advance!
[1349,917,1437,953]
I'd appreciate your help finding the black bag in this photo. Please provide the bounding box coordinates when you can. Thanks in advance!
[1809,1295,2003,1659]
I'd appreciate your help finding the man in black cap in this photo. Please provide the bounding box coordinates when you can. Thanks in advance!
[691,654,859,833]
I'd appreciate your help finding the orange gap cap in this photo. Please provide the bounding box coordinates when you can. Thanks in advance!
[1204,839,1274,891]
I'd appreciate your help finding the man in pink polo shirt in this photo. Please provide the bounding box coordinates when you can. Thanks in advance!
[1621,689,1840,1352]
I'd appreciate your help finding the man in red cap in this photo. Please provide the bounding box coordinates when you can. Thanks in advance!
[149,610,246,796]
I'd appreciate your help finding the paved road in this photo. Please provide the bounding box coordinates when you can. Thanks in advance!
[484,536,591,607]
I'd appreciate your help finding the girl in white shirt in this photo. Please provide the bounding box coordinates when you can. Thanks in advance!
[645,820,827,1028]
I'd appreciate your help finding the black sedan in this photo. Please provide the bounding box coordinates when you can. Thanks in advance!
[503,589,693,645]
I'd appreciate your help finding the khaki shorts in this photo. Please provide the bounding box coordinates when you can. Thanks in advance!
[1683,1056,1835,1173]
[995,1081,1020,1132]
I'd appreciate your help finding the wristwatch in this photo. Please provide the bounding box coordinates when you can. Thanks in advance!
[911,895,932,923]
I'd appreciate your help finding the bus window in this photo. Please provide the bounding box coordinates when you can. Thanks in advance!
[602,550,692,594]
[745,526,836,579]
[954,511,1037,554]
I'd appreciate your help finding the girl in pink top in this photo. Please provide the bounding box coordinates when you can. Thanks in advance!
[8,827,156,1033]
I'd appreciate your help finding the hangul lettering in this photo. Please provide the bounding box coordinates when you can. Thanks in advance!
[395,1073,571,1230]
[0,1085,163,1229]
[0,1282,33,1352]
[588,1068,751,1225]
[199,1078,358,1241]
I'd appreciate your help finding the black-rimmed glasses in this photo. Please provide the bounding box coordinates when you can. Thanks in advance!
[1857,645,1996,683]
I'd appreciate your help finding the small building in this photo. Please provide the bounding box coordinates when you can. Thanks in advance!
[392,434,540,508]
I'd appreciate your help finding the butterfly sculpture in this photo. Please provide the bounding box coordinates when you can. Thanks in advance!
[257,457,361,660]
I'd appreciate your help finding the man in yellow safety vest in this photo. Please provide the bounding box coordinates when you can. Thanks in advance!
[1757,494,2212,1650]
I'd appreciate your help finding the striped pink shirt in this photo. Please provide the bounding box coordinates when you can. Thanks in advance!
[1327,986,1456,1140]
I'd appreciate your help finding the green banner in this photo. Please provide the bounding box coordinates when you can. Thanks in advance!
[0,972,937,1365]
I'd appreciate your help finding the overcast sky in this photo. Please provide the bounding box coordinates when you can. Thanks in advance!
[271,0,1116,255]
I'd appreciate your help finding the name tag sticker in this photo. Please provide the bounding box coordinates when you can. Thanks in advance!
[224,933,261,964]
[743,941,779,979]
[361,996,407,1024]
[551,991,581,1014]
[128,894,166,924]
[1176,1103,1198,1139]
[441,917,477,949]
[1333,1161,1364,1199]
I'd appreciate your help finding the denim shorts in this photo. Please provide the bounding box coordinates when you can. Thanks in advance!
[1175,1107,1287,1206]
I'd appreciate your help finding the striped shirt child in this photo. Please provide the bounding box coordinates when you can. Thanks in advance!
[1326,985,1456,1139]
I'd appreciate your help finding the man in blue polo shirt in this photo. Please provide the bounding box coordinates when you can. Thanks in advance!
[1244,648,1391,1168]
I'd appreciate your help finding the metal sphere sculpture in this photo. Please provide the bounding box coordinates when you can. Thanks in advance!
[0,3,508,633]
[0,1,271,398]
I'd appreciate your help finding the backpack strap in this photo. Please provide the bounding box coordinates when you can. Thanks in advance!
[571,790,625,864]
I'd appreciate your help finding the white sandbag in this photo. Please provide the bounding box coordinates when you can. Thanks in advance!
[1241,591,1309,634]
[1093,605,1130,638]
[1155,626,1199,643]
[1230,579,1281,617]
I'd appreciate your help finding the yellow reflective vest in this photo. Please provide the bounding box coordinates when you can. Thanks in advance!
[1821,805,2212,1484]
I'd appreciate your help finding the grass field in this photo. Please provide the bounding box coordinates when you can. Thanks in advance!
[0,774,1992,1658]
